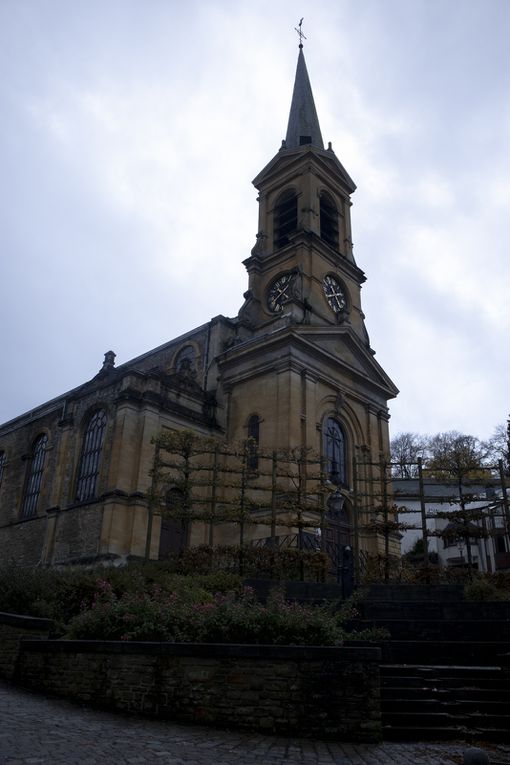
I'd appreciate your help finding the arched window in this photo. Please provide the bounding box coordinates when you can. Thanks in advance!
[0,451,5,490]
[21,434,48,518]
[323,418,347,487]
[76,410,107,501]
[274,190,298,249]
[247,414,260,472]
[175,345,196,375]
[320,192,339,250]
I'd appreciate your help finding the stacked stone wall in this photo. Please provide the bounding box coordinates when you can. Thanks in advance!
[17,641,381,741]
[0,612,53,679]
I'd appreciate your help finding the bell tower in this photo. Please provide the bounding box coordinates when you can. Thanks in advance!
[219,38,398,564]
[239,44,370,349]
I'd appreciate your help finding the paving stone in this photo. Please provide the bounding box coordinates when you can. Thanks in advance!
[0,680,508,765]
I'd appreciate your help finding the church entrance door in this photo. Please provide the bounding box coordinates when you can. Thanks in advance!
[324,493,354,597]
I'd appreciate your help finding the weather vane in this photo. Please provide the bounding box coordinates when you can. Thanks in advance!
[295,18,306,48]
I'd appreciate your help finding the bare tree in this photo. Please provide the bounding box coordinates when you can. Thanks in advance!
[426,431,490,570]
[390,432,428,478]
[485,419,510,474]
[426,431,489,479]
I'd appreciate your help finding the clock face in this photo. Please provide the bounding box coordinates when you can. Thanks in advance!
[267,272,294,313]
[323,275,347,313]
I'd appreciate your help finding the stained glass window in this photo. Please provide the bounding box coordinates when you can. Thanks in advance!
[324,418,347,486]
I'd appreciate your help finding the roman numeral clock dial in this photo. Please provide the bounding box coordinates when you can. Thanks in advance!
[267,272,295,313]
[323,274,347,314]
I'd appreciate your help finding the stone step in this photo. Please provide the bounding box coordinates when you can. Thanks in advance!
[381,663,505,678]
[353,618,510,641]
[382,685,510,702]
[383,697,510,715]
[379,640,510,665]
[383,724,510,742]
[360,601,510,621]
[365,584,465,602]
[380,659,510,741]
[383,710,510,729]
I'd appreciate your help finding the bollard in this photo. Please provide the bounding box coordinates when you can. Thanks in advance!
[463,748,489,765]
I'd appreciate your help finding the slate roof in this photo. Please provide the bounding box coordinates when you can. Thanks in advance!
[285,48,324,150]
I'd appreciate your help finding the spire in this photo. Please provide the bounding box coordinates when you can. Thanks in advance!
[285,47,324,150]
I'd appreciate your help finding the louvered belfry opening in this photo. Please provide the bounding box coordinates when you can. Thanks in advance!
[320,192,339,250]
[274,190,298,249]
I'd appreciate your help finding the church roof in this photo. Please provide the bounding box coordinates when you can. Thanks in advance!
[285,47,324,150]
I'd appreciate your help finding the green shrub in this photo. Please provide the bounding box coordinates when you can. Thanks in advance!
[464,573,510,601]
[0,560,242,628]
[66,582,346,645]
[0,559,388,645]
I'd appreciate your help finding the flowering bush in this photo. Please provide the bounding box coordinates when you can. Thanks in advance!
[66,583,346,645]
[0,561,242,631]
[0,560,386,644]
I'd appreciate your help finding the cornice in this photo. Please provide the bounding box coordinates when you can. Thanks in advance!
[253,145,356,196]
[243,232,365,285]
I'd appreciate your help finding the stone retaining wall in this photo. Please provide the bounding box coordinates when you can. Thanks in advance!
[0,612,53,679]
[17,640,381,741]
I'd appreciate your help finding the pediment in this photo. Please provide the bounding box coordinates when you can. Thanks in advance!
[295,326,398,398]
[218,323,398,403]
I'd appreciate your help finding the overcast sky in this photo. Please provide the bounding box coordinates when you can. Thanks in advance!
[0,0,508,442]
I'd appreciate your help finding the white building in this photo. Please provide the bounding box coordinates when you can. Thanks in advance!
[393,479,510,573]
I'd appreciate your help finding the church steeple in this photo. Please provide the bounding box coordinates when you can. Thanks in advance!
[242,38,366,339]
[285,47,324,150]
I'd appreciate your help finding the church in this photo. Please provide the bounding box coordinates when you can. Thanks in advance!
[0,44,398,570]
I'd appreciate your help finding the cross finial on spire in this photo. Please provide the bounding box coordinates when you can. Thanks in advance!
[295,18,306,49]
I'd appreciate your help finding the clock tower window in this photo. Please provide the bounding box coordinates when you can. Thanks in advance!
[320,192,339,250]
[274,190,298,249]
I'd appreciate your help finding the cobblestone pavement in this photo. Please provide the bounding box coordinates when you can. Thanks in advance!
[0,682,508,765]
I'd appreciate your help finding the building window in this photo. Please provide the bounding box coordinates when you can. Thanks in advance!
[0,451,5,489]
[274,190,298,249]
[247,414,260,472]
[76,410,107,501]
[323,417,347,486]
[320,192,339,250]
[21,434,48,518]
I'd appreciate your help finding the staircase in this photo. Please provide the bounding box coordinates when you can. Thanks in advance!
[351,585,510,741]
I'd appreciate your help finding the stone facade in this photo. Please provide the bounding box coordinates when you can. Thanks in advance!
[0,48,398,568]
[16,640,381,741]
